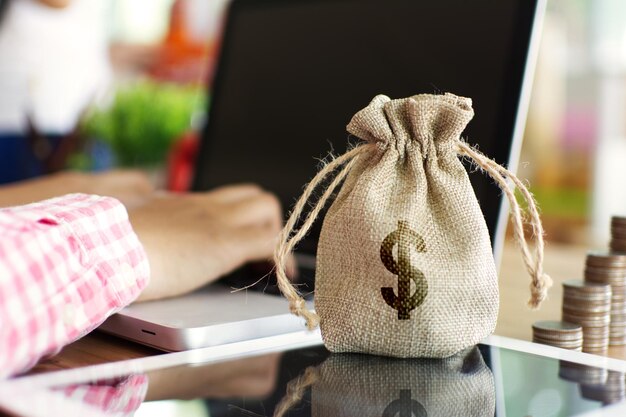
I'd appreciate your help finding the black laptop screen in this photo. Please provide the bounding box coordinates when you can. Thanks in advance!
[194,0,539,254]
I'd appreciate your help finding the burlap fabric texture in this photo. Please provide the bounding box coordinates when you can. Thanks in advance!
[274,347,495,417]
[274,93,552,358]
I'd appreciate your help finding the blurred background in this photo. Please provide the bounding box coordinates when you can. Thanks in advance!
[521,0,626,247]
[1,0,626,248]
[0,0,226,190]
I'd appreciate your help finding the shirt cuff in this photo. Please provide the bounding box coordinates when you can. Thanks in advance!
[0,193,150,377]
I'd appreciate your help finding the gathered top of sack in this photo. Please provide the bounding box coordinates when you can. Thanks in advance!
[348,93,474,157]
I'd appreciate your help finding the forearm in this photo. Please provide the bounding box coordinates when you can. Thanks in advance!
[0,170,153,209]
[0,172,87,207]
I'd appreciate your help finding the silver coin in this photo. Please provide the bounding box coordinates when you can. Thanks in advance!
[564,279,612,292]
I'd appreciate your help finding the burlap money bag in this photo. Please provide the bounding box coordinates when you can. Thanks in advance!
[275,93,552,358]
[274,347,495,417]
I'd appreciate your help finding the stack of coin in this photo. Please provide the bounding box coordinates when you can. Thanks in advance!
[584,251,626,346]
[580,371,626,405]
[610,216,626,253]
[562,279,611,354]
[532,320,583,351]
[559,361,607,385]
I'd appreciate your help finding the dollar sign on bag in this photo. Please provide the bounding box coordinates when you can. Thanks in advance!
[382,390,427,417]
[380,220,427,320]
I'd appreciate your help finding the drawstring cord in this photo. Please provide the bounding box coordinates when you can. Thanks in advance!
[457,141,552,308]
[274,140,551,331]
[274,145,367,329]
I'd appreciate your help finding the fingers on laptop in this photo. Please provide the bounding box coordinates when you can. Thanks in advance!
[211,186,298,278]
[233,225,280,261]
[222,191,282,229]
[208,183,265,204]
[230,225,298,280]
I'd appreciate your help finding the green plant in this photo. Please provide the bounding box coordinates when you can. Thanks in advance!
[82,80,206,167]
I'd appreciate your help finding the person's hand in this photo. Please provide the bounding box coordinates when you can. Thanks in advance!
[0,170,154,208]
[130,184,285,301]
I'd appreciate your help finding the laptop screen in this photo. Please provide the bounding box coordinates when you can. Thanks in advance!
[193,0,541,255]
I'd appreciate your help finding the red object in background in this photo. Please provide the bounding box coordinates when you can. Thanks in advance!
[148,0,215,85]
[167,130,199,192]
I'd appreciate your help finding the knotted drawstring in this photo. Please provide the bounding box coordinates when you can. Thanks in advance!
[274,139,552,331]
[456,141,552,308]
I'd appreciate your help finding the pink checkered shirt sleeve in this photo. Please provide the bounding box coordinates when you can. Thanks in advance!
[60,374,149,415]
[0,194,150,378]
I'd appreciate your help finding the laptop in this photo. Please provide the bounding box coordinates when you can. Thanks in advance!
[99,0,545,351]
